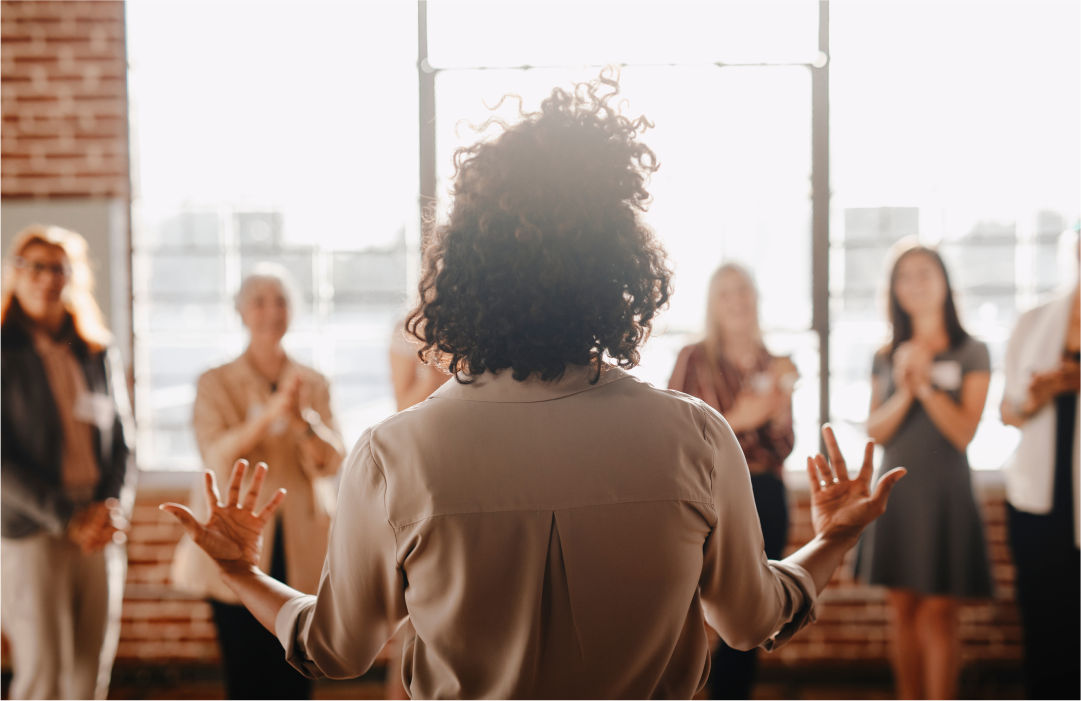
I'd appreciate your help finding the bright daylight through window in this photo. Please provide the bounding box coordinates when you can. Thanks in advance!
[127,1,1079,472]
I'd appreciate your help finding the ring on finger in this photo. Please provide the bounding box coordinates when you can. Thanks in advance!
[819,479,828,488]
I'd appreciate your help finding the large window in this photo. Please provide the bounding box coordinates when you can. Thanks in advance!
[428,2,824,466]
[829,1,1080,467]
[127,1,1079,473]
[127,2,418,469]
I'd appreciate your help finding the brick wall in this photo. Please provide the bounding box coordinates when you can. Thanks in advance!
[761,482,1020,669]
[118,486,396,668]
[1,0,129,199]
[120,489,219,664]
[115,482,1020,672]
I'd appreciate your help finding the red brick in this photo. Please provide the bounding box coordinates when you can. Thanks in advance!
[1,0,127,198]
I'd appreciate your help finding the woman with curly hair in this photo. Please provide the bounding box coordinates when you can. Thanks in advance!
[162,71,905,698]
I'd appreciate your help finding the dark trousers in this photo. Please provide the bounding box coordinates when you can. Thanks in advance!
[1006,503,1080,701]
[709,473,789,700]
[209,519,312,700]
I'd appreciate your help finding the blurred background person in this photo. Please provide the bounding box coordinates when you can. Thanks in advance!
[860,242,992,700]
[1,225,134,700]
[170,264,345,700]
[668,262,797,700]
[390,317,450,411]
[1000,245,1079,700]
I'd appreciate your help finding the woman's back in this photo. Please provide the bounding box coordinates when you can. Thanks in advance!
[280,366,817,698]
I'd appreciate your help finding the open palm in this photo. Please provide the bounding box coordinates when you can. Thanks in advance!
[161,460,286,571]
[806,425,906,543]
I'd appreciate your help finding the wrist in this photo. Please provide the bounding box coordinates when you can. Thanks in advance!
[813,529,861,552]
[914,383,934,401]
[218,560,262,585]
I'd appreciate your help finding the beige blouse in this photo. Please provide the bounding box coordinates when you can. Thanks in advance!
[274,365,817,698]
[172,355,342,603]
[31,328,100,497]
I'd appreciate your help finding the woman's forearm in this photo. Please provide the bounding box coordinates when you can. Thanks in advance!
[206,413,274,468]
[219,563,305,635]
[866,388,913,445]
[783,533,860,597]
[918,388,980,451]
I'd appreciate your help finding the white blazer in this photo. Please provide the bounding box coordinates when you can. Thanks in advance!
[1002,291,1080,546]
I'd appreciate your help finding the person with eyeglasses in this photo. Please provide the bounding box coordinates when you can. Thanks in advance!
[1,225,134,700]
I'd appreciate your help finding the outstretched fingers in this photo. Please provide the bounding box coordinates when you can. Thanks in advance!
[241,462,268,512]
[159,503,204,541]
[226,460,248,508]
[870,467,907,510]
[821,424,848,482]
[806,456,821,493]
[203,470,222,511]
[255,488,287,523]
[857,441,875,486]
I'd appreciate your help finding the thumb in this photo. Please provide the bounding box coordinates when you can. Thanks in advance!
[160,503,204,541]
[870,467,907,509]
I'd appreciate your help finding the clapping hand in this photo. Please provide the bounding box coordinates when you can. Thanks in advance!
[806,425,906,544]
[161,460,286,574]
[893,342,933,396]
[68,498,129,553]
[1024,361,1081,415]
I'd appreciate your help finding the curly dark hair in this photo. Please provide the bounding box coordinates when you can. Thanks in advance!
[406,69,673,383]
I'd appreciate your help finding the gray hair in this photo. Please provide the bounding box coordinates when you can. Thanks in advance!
[234,262,301,319]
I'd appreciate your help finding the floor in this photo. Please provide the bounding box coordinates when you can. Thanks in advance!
[90,683,1020,696]
[0,670,1024,696]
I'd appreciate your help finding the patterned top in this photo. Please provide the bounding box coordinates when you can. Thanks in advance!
[668,342,794,477]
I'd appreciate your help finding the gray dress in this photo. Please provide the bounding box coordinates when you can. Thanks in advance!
[856,337,994,597]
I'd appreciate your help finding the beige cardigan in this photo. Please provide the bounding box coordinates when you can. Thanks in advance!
[275,365,817,698]
[171,355,342,603]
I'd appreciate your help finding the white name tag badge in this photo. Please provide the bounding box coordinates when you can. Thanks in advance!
[73,392,115,430]
[930,360,963,391]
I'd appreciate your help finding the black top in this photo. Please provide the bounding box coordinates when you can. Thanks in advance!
[1052,350,1080,521]
[0,316,133,538]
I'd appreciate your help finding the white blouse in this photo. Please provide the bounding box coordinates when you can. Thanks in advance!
[1002,292,1080,546]
[275,365,817,698]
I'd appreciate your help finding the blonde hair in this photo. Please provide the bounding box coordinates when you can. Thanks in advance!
[1,224,111,352]
[703,262,764,366]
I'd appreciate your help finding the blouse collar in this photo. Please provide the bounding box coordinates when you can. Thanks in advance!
[431,363,635,404]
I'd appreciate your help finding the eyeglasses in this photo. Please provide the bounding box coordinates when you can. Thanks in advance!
[12,256,72,278]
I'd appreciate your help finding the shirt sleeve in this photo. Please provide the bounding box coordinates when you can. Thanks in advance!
[667,345,694,393]
[1002,309,1033,405]
[961,338,992,375]
[871,349,891,382]
[274,429,409,679]
[697,405,817,651]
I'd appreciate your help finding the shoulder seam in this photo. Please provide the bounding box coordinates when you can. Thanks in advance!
[364,430,402,565]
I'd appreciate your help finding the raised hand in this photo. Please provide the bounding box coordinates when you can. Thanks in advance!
[806,425,906,544]
[160,460,286,573]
